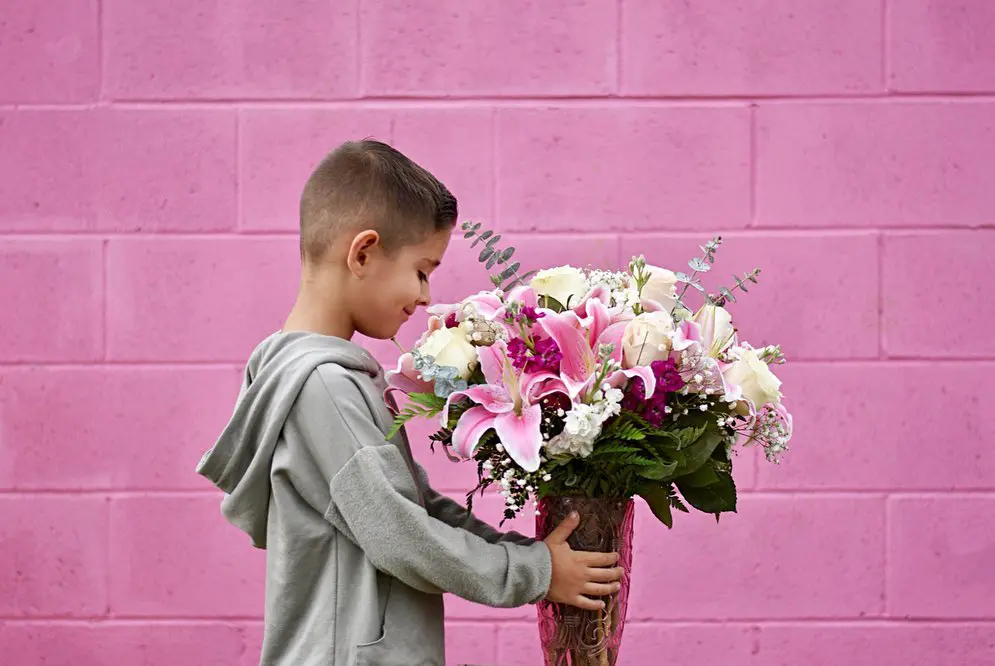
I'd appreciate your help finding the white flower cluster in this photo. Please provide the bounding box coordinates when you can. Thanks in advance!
[585,269,636,309]
[545,386,624,459]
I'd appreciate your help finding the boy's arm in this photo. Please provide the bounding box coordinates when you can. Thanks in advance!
[300,368,551,608]
[412,463,536,546]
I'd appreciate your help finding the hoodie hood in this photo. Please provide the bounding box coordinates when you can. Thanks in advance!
[196,330,382,548]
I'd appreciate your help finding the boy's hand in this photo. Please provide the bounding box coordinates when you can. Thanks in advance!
[543,511,623,611]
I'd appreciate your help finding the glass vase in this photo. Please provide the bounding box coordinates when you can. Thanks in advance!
[535,495,635,666]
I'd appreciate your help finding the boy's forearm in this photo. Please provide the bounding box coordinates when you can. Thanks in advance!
[325,445,551,607]
[415,466,536,546]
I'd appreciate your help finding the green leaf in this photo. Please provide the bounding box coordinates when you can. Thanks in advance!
[589,442,645,458]
[671,430,725,477]
[498,247,515,264]
[538,294,566,312]
[640,485,674,528]
[689,281,705,292]
[720,287,737,304]
[675,271,692,283]
[485,234,501,249]
[486,252,500,269]
[408,392,446,411]
[479,246,494,262]
[678,459,720,487]
[636,460,678,481]
[676,469,737,514]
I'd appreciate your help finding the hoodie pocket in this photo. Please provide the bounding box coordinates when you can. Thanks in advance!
[354,628,389,666]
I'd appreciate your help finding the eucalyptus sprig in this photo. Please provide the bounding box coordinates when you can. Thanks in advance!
[675,237,722,305]
[461,221,538,292]
[708,268,761,307]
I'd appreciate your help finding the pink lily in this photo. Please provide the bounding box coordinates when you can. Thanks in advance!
[443,340,565,472]
[538,298,657,400]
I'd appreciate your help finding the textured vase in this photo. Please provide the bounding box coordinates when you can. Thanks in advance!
[535,496,635,666]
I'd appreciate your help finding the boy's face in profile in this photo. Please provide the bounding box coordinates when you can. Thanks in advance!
[350,226,453,340]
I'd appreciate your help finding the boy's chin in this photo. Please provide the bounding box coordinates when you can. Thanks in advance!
[356,322,402,341]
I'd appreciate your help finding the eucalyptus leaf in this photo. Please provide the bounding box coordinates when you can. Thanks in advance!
[479,246,494,262]
[486,252,500,269]
[471,229,493,247]
[720,287,737,303]
[497,261,521,282]
[689,257,710,272]
[485,234,501,249]
[498,247,514,264]
[675,272,692,283]
[689,281,705,292]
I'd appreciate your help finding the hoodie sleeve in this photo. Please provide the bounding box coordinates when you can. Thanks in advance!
[411,463,537,547]
[296,366,552,608]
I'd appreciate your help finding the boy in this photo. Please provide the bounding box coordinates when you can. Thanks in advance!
[197,140,622,666]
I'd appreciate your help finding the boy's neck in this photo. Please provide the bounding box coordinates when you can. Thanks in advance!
[282,271,355,340]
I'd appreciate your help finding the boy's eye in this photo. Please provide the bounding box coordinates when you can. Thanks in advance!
[418,271,428,282]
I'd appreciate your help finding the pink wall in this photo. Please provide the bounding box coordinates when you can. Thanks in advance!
[2,1,994,664]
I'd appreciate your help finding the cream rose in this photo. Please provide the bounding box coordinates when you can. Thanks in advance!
[531,265,589,308]
[417,326,478,380]
[621,311,675,368]
[722,348,783,408]
[641,265,679,313]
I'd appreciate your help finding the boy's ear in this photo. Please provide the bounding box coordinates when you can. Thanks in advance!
[346,229,381,277]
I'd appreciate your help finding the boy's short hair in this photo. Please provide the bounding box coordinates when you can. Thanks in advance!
[299,139,459,262]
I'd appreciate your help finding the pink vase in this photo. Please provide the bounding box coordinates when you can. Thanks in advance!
[535,496,635,666]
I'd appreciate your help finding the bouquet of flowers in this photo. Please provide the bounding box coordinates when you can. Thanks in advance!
[387,222,793,666]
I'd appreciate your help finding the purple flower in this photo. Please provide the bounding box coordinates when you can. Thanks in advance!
[508,336,562,374]
[651,359,685,393]
[621,377,646,412]
[644,400,668,427]
[518,306,546,324]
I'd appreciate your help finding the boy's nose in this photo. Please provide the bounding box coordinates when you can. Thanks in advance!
[416,285,431,307]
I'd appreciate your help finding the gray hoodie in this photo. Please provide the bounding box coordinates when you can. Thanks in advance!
[196,331,552,666]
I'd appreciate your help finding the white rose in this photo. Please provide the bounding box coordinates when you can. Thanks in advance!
[641,265,679,313]
[621,311,675,368]
[531,265,589,308]
[693,304,736,357]
[417,326,478,380]
[722,348,783,408]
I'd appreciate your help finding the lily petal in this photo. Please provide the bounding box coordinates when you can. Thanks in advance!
[671,319,702,352]
[465,291,504,318]
[523,371,570,403]
[384,351,433,399]
[493,405,544,472]
[475,341,509,387]
[451,406,496,459]
[596,321,628,364]
[538,311,596,387]
[607,365,657,399]
[575,295,612,346]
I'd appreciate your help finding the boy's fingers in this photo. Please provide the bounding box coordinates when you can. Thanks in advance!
[582,582,619,597]
[545,512,580,545]
[586,566,625,583]
[579,551,619,567]
[571,595,607,612]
